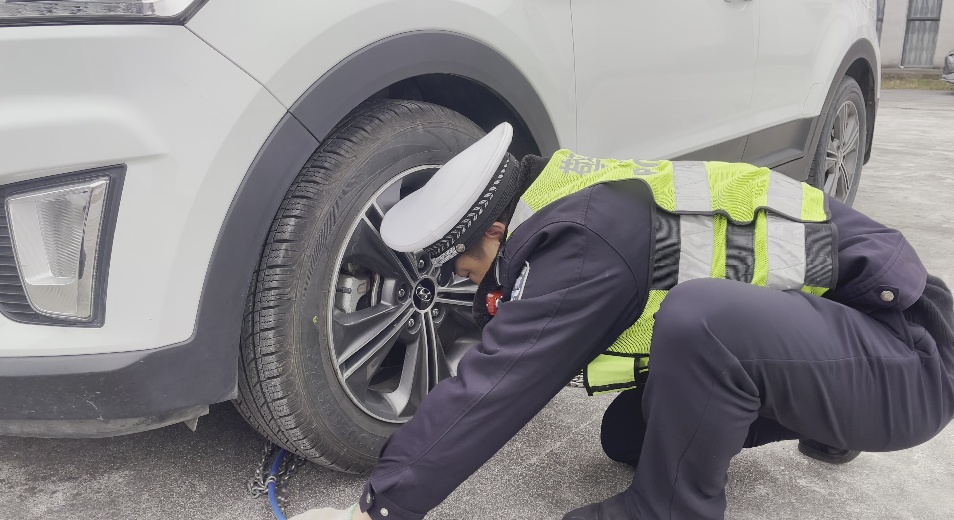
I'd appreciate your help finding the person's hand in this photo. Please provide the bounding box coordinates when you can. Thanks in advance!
[289,504,367,520]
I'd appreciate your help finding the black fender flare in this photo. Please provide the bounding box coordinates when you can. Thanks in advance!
[290,30,560,153]
[812,38,880,165]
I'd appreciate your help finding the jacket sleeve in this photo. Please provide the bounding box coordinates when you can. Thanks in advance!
[359,220,642,520]
[825,198,927,312]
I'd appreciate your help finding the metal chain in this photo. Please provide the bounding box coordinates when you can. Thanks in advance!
[568,372,585,388]
[248,440,310,507]
[247,441,276,499]
[275,450,308,506]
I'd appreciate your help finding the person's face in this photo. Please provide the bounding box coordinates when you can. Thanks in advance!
[452,221,506,285]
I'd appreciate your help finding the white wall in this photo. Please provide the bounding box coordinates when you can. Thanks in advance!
[880,0,909,67]
[937,4,954,66]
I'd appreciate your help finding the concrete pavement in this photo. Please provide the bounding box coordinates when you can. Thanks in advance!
[1,89,952,520]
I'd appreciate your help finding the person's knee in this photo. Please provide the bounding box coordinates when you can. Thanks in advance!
[600,390,645,467]
[657,278,733,326]
[652,280,733,356]
[600,420,642,467]
[648,279,765,387]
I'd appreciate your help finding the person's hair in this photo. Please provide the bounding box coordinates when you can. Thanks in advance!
[459,154,548,259]
[461,239,487,261]
[494,154,548,226]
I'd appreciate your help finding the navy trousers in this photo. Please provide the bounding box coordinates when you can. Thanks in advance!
[599,278,954,519]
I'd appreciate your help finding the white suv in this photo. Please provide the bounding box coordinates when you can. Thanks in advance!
[0,0,879,473]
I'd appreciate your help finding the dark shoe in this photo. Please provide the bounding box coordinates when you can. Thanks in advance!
[798,439,861,464]
[562,492,631,519]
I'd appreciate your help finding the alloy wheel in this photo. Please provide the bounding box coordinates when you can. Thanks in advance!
[327,165,480,423]
[823,100,861,202]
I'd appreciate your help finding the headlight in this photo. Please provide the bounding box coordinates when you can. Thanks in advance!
[1,166,123,326]
[0,0,207,26]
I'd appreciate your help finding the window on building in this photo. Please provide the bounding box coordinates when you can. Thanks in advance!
[901,0,944,67]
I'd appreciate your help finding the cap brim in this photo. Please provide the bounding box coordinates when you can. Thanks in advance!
[380,122,514,253]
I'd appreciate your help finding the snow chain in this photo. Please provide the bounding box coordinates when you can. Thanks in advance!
[248,441,307,505]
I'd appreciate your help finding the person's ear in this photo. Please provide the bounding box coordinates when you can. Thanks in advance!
[484,221,506,240]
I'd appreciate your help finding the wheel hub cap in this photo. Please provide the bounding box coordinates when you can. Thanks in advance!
[413,278,437,311]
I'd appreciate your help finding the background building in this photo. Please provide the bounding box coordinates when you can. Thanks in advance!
[878,0,954,68]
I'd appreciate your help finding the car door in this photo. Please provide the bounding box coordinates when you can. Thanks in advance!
[571,0,759,161]
[744,0,839,167]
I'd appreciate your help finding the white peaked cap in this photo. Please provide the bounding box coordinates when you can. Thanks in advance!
[381,122,515,263]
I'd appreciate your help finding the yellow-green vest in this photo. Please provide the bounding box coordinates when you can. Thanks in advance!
[508,150,836,395]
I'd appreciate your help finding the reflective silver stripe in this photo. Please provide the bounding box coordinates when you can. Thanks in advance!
[673,161,712,212]
[509,198,535,231]
[766,172,804,220]
[678,215,714,283]
[434,243,465,266]
[765,214,806,290]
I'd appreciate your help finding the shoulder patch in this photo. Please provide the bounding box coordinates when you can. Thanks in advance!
[511,262,531,301]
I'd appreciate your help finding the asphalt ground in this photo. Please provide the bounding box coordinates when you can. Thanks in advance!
[1,89,952,520]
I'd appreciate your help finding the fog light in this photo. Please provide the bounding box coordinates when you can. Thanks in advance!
[5,178,110,321]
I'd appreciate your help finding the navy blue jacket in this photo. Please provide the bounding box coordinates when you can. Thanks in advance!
[359,179,951,520]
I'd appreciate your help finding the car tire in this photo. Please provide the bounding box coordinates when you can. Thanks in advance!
[808,76,867,206]
[234,99,486,473]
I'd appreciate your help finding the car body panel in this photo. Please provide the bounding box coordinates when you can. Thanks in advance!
[0,25,286,356]
[187,0,577,148]
[751,0,879,134]
[571,0,759,160]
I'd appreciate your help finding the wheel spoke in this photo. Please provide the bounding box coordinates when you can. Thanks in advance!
[435,280,478,307]
[837,103,849,139]
[838,163,852,197]
[368,200,387,221]
[345,217,417,285]
[425,312,455,381]
[825,157,838,173]
[334,301,415,379]
[843,119,860,154]
[824,166,841,196]
[382,312,439,416]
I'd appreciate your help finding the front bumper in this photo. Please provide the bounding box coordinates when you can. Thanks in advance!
[0,339,231,437]
[942,73,954,85]
[0,24,286,435]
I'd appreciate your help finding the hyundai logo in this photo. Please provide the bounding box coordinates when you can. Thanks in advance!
[415,285,433,302]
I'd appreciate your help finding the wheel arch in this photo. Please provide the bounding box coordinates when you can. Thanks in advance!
[816,39,879,166]
[776,37,879,181]
[288,30,560,158]
[177,31,560,401]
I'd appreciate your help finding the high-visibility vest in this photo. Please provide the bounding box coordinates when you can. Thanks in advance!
[508,150,836,395]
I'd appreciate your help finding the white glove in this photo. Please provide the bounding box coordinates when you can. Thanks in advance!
[289,504,358,520]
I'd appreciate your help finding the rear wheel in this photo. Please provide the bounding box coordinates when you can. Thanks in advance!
[234,100,483,473]
[808,76,867,206]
